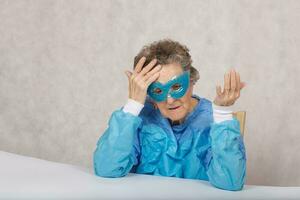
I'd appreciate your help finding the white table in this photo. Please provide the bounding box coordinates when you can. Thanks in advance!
[0,151,299,200]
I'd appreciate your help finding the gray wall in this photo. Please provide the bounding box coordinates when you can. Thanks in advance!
[0,0,299,186]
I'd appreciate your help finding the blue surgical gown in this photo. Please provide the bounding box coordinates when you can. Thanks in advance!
[93,95,246,191]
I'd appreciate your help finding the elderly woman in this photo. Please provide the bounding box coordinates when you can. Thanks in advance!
[93,39,246,191]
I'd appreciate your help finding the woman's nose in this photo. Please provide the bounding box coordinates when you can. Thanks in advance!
[166,96,175,104]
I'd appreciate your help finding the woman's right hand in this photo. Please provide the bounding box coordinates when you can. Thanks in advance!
[125,57,162,105]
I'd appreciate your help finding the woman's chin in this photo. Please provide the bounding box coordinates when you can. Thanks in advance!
[166,112,186,122]
[160,106,189,122]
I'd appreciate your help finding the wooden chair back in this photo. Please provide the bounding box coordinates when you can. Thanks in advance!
[232,111,246,136]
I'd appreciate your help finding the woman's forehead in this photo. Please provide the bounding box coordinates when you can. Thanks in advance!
[157,63,183,83]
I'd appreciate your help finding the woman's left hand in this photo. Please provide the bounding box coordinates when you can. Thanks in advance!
[213,69,246,106]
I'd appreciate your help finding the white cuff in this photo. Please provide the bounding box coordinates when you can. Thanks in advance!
[213,103,233,123]
[122,99,144,116]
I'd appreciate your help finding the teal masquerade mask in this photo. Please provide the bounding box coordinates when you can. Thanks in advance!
[147,71,190,102]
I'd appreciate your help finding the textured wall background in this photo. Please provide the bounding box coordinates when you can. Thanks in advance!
[0,0,299,186]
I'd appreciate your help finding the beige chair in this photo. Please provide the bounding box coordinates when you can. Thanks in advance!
[232,111,246,136]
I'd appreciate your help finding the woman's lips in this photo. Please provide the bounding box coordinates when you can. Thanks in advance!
[168,106,180,110]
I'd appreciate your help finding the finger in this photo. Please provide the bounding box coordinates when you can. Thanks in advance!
[134,57,146,74]
[125,70,132,80]
[143,65,161,81]
[125,71,133,97]
[138,59,158,76]
[230,69,236,91]
[240,82,246,90]
[145,72,160,86]
[236,72,241,91]
[224,72,230,95]
[235,90,240,99]
[216,85,222,96]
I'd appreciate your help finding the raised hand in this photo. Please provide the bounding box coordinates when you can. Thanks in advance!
[213,69,246,107]
[125,57,161,105]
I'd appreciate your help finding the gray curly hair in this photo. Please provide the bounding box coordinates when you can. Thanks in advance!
[133,39,200,84]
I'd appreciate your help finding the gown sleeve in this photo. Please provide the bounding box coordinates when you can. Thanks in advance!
[205,118,246,191]
[93,109,142,177]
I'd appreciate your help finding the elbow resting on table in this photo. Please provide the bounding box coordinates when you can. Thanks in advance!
[93,150,131,178]
[94,160,128,178]
[213,181,244,191]
[209,171,246,191]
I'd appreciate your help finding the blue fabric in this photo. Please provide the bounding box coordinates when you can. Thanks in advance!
[93,95,246,191]
[147,71,190,102]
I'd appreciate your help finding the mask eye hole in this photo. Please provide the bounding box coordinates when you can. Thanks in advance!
[153,88,162,94]
[171,83,182,91]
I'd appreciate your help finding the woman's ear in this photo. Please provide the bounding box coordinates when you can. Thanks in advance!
[189,81,195,89]
[190,78,197,86]
[188,82,194,95]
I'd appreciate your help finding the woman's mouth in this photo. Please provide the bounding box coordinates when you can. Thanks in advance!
[168,106,181,110]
